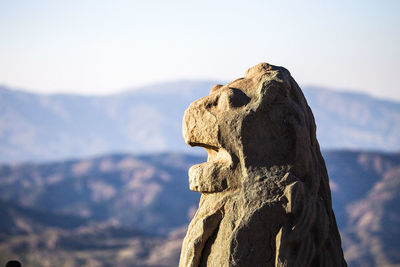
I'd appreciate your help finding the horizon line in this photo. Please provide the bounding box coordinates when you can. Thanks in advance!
[0,80,398,103]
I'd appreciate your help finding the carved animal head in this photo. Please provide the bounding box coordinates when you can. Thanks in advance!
[183,63,321,195]
[181,63,346,267]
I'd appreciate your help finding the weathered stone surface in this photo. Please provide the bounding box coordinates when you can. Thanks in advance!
[179,63,347,267]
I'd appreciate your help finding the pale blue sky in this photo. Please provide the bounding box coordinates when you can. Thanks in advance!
[0,0,399,100]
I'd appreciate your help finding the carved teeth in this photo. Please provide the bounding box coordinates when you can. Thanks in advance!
[206,147,232,166]
[188,142,231,165]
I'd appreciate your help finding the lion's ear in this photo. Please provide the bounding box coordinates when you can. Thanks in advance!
[210,84,223,94]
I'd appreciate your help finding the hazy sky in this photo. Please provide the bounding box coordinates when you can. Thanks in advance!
[0,0,399,100]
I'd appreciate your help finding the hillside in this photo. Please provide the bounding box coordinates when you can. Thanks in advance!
[323,151,400,266]
[0,153,202,234]
[1,82,399,163]
[0,151,399,266]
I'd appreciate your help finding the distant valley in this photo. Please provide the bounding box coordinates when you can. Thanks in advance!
[0,150,399,267]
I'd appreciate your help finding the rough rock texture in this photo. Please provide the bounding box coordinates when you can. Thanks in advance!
[179,63,347,267]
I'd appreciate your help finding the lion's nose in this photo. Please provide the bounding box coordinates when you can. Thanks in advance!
[182,96,220,148]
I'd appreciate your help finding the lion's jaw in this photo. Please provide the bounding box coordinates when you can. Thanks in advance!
[182,81,254,193]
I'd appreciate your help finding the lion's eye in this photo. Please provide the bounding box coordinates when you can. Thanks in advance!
[218,88,250,110]
[229,88,251,107]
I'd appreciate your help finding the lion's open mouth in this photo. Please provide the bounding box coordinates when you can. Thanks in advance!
[188,143,233,193]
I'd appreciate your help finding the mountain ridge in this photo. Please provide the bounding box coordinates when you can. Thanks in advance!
[1,81,399,163]
[2,81,399,103]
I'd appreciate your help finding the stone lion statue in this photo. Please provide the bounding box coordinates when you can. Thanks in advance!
[179,63,347,267]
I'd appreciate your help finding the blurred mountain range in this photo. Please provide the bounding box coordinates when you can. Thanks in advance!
[0,153,200,235]
[1,80,399,266]
[1,81,399,163]
[0,151,399,267]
